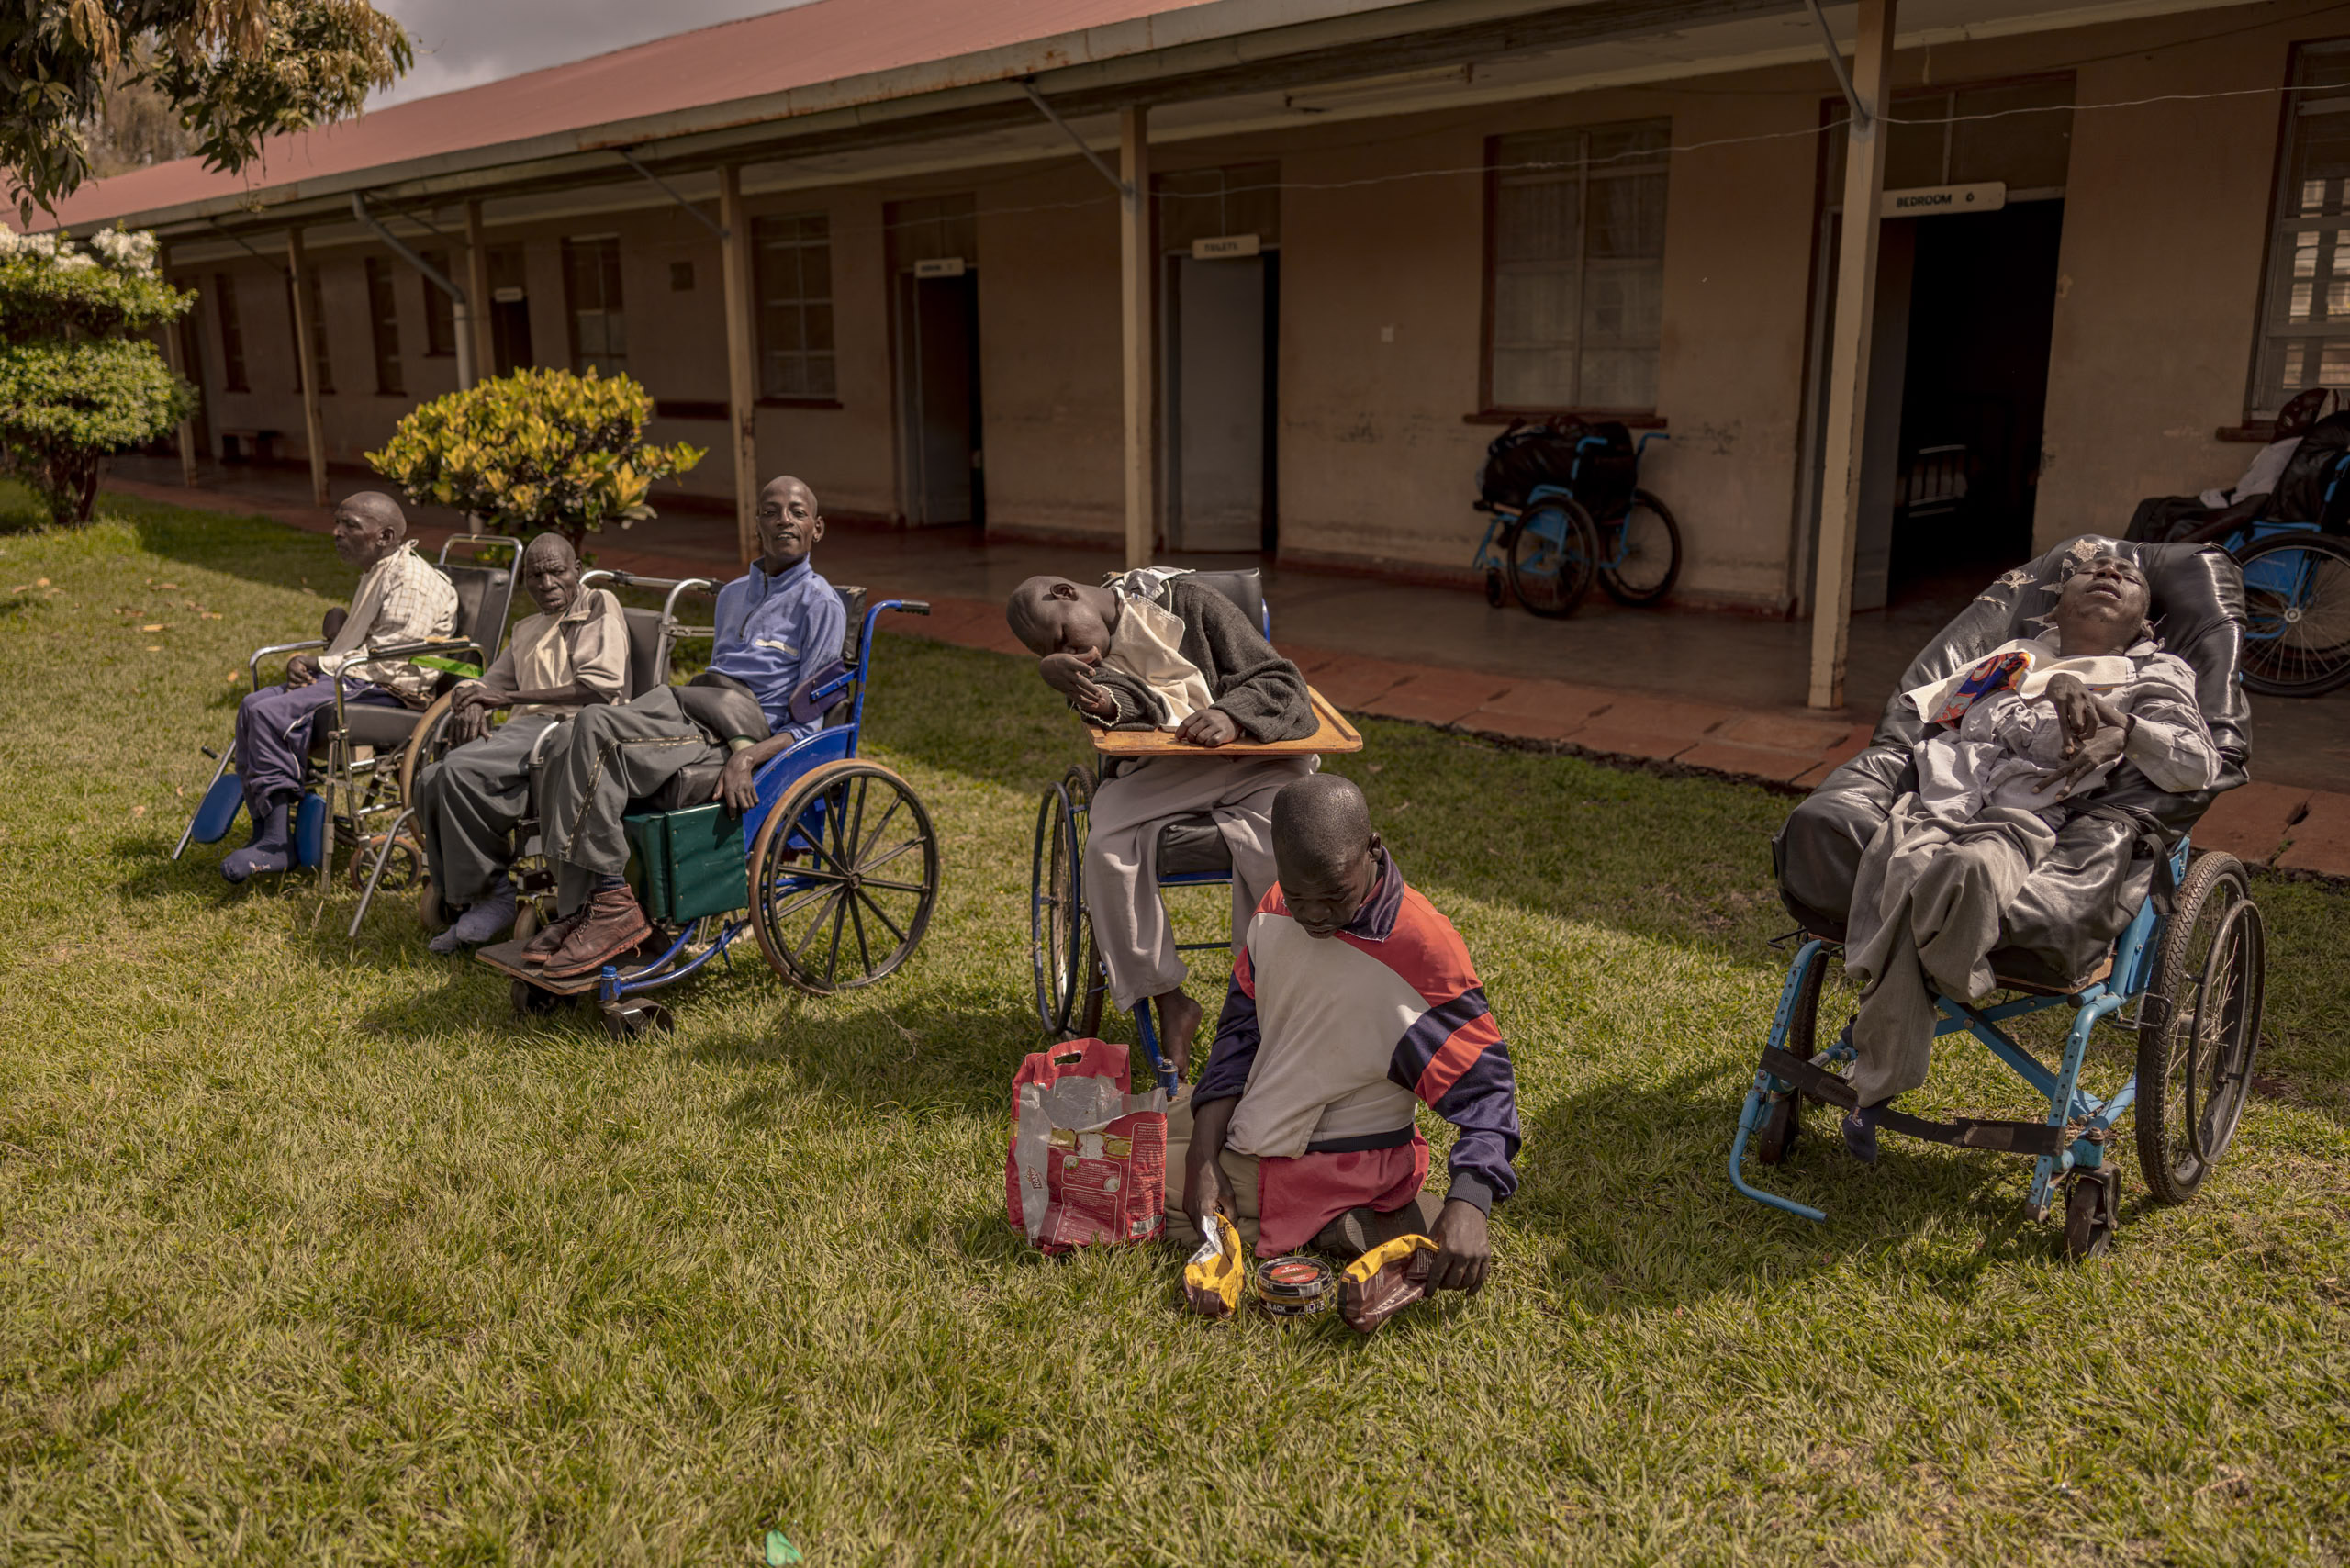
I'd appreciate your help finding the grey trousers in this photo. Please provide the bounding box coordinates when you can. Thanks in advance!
[413,711,563,908]
[1843,796,2056,1105]
[1084,752,1317,1011]
[538,687,723,914]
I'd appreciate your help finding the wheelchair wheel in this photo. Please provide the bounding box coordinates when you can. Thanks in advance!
[2135,852,2265,1204]
[395,690,460,807]
[1506,498,1600,619]
[1483,568,1505,609]
[2236,531,2350,696]
[1031,766,1092,1034]
[1597,488,1683,608]
[417,876,450,933]
[2063,1169,2118,1261]
[749,758,941,996]
[510,977,566,1017]
[1754,1092,1801,1165]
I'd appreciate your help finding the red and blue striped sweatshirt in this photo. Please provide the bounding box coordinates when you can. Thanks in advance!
[1193,850,1521,1212]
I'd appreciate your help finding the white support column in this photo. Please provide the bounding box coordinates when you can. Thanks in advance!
[1119,106,1154,570]
[1807,0,1897,711]
[285,227,330,508]
[159,248,199,487]
[718,163,761,566]
[464,201,495,385]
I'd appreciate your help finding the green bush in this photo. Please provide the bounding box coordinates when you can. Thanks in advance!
[365,367,707,551]
[0,226,195,526]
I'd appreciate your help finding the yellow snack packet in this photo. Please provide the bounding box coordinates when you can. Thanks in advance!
[1182,1210,1245,1319]
[1338,1233,1441,1334]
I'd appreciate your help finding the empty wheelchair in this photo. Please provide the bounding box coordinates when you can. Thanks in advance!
[1736,536,2266,1260]
[1027,569,1360,1092]
[480,581,942,1037]
[173,533,517,887]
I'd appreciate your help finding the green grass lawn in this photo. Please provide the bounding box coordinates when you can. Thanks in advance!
[3,491,2346,1565]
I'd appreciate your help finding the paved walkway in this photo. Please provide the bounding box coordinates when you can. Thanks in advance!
[101,458,2350,880]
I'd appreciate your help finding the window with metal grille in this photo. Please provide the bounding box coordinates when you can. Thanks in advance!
[563,235,627,376]
[2249,40,2350,420]
[754,213,836,399]
[420,249,455,357]
[1483,120,1668,413]
[364,257,404,395]
[213,272,248,392]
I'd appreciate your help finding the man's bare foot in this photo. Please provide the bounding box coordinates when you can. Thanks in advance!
[1153,988,1204,1075]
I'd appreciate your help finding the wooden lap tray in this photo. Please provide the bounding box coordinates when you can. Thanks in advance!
[1086,685,1363,757]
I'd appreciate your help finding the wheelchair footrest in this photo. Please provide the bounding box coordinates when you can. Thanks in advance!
[1758,1046,2065,1157]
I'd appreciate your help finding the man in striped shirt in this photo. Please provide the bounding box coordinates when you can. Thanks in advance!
[1182,774,1519,1290]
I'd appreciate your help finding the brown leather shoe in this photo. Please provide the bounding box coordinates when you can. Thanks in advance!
[518,910,589,967]
[542,887,653,979]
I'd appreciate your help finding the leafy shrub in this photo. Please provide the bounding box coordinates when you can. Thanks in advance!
[0,226,194,525]
[365,367,706,551]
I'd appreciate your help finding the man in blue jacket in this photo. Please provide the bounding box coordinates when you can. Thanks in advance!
[520,475,846,978]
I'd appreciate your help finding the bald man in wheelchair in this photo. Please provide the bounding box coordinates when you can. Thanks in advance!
[1827,550,2222,1161]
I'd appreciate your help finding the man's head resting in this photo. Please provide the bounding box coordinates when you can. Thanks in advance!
[330,491,406,566]
[1006,575,1116,661]
[1271,773,1382,939]
[2053,551,2152,657]
[520,532,582,618]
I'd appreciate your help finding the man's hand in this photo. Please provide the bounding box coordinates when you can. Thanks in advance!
[448,682,505,745]
[1174,708,1241,747]
[320,606,348,644]
[2034,722,2130,795]
[1039,652,1113,719]
[284,653,320,689]
[2041,673,2098,752]
[1186,1154,1238,1243]
[715,750,761,816]
[1427,1198,1491,1294]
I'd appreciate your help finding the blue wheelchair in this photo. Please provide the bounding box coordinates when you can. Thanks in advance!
[1026,570,1359,1093]
[2210,453,2350,694]
[1737,537,2266,1260]
[1471,424,1681,617]
[479,579,941,1038]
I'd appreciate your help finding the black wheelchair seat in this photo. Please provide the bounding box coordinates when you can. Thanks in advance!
[1157,812,1233,879]
[642,757,727,815]
[341,704,425,749]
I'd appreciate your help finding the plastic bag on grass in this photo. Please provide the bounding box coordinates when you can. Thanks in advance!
[1004,1038,1168,1252]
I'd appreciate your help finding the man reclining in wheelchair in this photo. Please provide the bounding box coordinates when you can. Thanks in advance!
[1008,566,1318,1063]
[1830,551,2220,1159]
[1750,534,2263,1256]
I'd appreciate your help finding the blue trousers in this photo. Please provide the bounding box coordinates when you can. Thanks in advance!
[233,678,401,818]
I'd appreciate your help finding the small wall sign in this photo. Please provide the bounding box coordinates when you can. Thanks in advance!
[1881,181,2007,218]
[1192,233,1262,260]
[913,256,968,278]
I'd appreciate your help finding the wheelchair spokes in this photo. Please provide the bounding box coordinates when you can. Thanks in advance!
[2137,853,2265,1204]
[1030,766,1091,1036]
[750,759,941,995]
[2236,530,2350,696]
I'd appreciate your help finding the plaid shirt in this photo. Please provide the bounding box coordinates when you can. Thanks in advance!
[318,541,459,704]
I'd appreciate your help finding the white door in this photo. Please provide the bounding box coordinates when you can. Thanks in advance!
[1169,254,1266,552]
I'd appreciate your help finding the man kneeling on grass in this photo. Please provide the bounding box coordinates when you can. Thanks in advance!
[1181,774,1519,1292]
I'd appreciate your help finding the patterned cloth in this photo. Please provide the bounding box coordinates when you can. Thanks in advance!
[1194,849,1521,1214]
[479,587,629,714]
[317,541,458,704]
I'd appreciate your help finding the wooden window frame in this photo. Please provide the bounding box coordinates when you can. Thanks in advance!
[213,272,249,393]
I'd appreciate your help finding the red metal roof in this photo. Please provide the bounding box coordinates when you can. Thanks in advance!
[43,0,1229,230]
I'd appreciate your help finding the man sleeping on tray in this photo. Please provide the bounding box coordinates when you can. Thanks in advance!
[1177,773,1518,1291]
[1839,552,2221,1162]
[1006,567,1319,1065]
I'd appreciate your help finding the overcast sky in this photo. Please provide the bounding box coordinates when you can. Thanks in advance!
[373,0,818,106]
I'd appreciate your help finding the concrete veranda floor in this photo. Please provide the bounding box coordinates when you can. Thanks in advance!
[106,454,2350,800]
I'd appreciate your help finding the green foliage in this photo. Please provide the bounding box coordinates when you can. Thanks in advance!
[2,1,411,216]
[0,225,193,525]
[366,366,708,550]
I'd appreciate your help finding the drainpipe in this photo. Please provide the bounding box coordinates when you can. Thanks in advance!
[352,193,476,389]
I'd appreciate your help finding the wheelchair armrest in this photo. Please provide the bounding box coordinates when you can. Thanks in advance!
[363,635,487,664]
[248,638,328,690]
[787,658,852,728]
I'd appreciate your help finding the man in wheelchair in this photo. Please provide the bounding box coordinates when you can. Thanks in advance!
[1823,550,2222,1159]
[517,476,846,980]
[413,532,628,953]
[221,492,456,882]
[1008,566,1319,1059]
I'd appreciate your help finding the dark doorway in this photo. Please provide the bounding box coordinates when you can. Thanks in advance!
[1164,249,1280,553]
[895,268,982,527]
[488,246,534,376]
[1886,200,2065,597]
